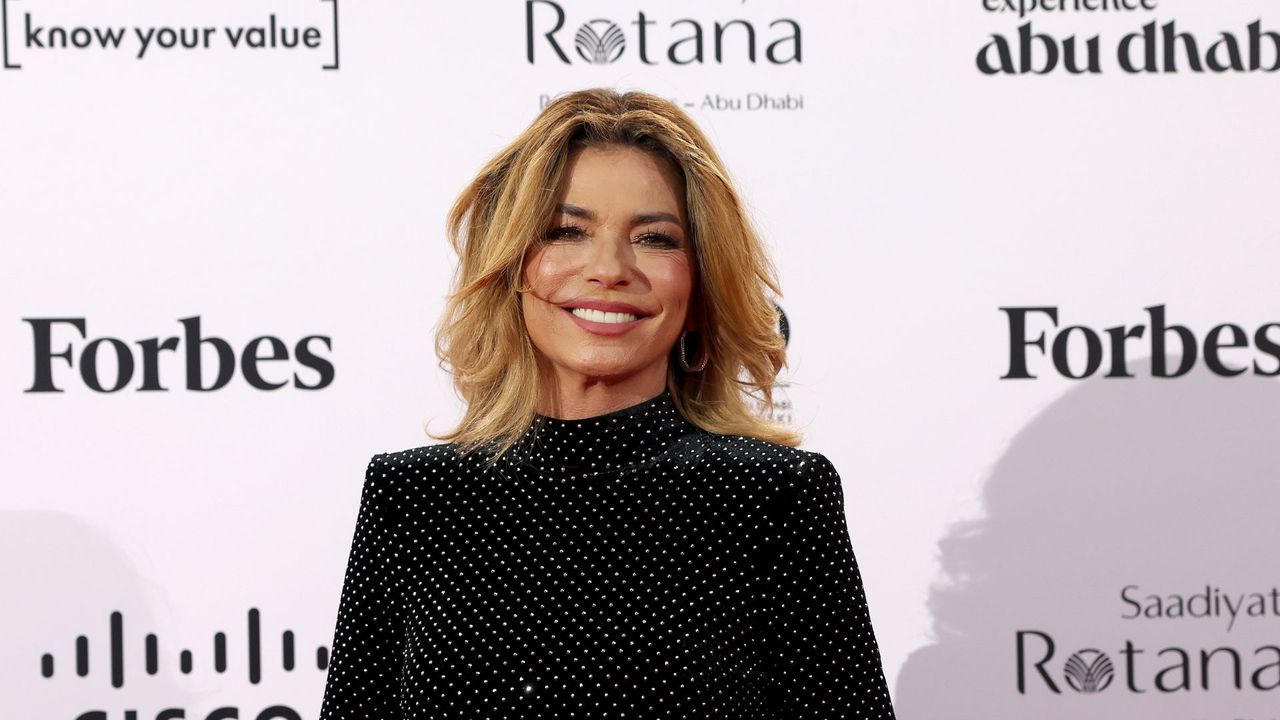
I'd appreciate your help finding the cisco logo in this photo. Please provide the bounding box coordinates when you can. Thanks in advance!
[41,608,330,687]
[43,608,327,720]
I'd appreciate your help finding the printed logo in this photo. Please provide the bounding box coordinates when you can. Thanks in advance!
[22,316,335,393]
[998,305,1280,380]
[1064,649,1115,693]
[974,1,1280,76]
[526,0,801,66]
[1017,627,1280,695]
[39,608,324,719]
[1,0,340,71]
[574,20,625,64]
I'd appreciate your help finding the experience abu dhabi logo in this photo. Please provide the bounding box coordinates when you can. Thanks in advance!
[974,0,1280,75]
[1,0,340,71]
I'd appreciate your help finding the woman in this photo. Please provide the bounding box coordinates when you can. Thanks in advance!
[318,88,896,719]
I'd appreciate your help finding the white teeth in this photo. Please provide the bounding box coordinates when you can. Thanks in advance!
[571,308,639,324]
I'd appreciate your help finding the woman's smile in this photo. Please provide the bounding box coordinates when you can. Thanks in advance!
[559,298,654,334]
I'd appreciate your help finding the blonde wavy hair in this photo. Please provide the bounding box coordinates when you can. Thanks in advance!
[435,87,798,457]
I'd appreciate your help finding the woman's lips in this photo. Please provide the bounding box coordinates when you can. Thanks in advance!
[563,306,647,336]
[570,307,639,324]
[562,298,649,316]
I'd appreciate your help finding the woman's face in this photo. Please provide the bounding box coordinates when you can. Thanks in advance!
[521,144,694,393]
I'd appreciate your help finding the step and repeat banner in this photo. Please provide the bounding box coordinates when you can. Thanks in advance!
[2,0,1277,718]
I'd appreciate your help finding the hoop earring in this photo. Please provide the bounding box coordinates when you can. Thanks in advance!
[677,330,708,373]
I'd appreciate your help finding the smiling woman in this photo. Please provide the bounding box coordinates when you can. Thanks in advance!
[318,88,897,720]
[435,88,798,452]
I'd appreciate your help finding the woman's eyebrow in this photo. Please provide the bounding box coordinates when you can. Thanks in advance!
[557,202,596,220]
[632,211,681,225]
[556,204,682,228]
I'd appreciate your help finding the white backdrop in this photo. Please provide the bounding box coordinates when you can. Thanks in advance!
[3,0,1278,718]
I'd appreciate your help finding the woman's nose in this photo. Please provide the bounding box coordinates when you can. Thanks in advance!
[582,233,633,288]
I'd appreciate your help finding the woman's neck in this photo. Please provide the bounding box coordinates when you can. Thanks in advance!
[508,387,692,475]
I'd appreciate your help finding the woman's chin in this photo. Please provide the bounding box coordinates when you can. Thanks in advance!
[562,357,665,385]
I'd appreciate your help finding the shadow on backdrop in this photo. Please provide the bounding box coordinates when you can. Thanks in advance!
[0,510,196,717]
[895,359,1280,718]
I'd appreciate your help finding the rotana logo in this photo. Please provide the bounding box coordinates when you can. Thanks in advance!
[575,20,625,64]
[1017,630,1280,695]
[1064,649,1115,693]
[526,0,801,65]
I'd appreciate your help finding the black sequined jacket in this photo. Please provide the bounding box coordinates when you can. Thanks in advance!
[318,391,896,719]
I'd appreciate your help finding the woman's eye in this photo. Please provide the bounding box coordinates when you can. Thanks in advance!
[543,225,586,241]
[635,232,679,249]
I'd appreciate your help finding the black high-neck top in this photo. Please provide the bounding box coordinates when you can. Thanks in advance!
[318,391,896,719]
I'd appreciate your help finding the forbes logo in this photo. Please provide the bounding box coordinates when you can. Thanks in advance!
[23,316,334,393]
[1000,305,1280,379]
